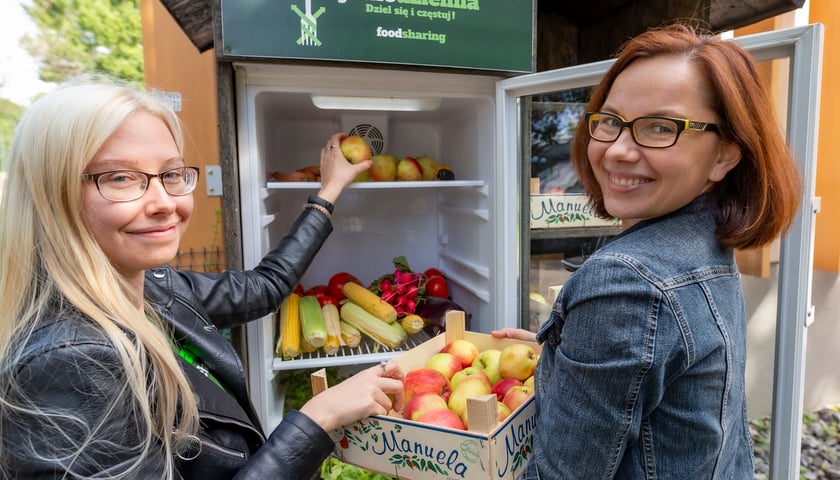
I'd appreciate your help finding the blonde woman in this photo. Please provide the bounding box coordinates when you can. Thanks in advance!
[0,78,403,479]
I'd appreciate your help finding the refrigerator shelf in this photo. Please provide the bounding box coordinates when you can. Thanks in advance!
[271,331,434,371]
[265,180,485,190]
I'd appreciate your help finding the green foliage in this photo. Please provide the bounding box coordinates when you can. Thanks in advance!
[0,98,25,169]
[22,0,144,83]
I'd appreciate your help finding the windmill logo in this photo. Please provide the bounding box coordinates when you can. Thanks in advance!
[291,0,325,46]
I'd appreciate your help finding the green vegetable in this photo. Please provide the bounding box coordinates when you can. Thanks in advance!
[320,457,396,480]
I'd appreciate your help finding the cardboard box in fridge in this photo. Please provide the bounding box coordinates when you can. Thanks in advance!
[311,311,541,480]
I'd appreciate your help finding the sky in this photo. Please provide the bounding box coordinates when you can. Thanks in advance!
[0,0,54,106]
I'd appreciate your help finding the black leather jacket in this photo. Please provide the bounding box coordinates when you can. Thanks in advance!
[1,208,336,479]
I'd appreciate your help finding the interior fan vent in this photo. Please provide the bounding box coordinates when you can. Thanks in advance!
[348,123,385,155]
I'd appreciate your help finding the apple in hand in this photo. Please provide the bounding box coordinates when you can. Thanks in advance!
[450,366,490,391]
[425,352,463,380]
[369,153,398,181]
[502,385,533,412]
[490,377,523,402]
[403,392,449,421]
[499,343,538,381]
[397,156,423,181]
[472,349,502,384]
[441,339,480,368]
[448,377,492,421]
[416,408,466,430]
[416,155,438,180]
[404,368,451,403]
[340,135,372,164]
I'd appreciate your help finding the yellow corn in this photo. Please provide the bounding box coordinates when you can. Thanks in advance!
[400,314,425,335]
[340,320,362,348]
[299,295,327,348]
[276,293,301,359]
[322,303,341,355]
[300,337,319,353]
[340,301,407,349]
[342,281,397,323]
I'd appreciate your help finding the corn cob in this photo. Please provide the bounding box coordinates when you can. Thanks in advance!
[340,320,362,348]
[322,303,341,355]
[300,337,319,353]
[400,314,425,335]
[342,281,398,323]
[299,295,327,348]
[275,293,301,359]
[340,302,407,349]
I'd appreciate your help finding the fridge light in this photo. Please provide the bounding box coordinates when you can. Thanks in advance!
[311,94,441,111]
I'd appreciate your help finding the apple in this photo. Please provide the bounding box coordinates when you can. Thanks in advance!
[404,368,451,403]
[353,170,370,182]
[441,339,479,368]
[524,375,535,391]
[340,135,372,164]
[416,408,466,430]
[499,343,538,381]
[502,385,533,412]
[497,401,512,422]
[403,392,449,421]
[450,366,490,392]
[425,352,463,380]
[490,377,523,402]
[472,349,502,384]
[397,156,423,181]
[416,155,438,180]
[369,153,398,181]
[447,377,492,421]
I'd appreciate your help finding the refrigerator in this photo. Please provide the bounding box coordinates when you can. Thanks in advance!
[233,27,821,476]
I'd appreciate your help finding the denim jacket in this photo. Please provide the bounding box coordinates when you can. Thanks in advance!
[530,196,754,479]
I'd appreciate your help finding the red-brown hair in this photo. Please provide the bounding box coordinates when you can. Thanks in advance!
[572,23,801,250]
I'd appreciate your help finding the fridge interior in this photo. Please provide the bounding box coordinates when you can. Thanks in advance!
[234,64,505,427]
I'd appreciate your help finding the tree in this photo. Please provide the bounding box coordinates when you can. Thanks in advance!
[22,0,144,84]
[0,98,25,170]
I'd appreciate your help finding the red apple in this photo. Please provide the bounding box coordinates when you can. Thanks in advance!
[490,377,523,402]
[369,153,398,181]
[441,339,479,368]
[450,366,490,392]
[499,343,538,381]
[447,377,492,421]
[396,156,423,181]
[425,352,463,380]
[404,368,451,403]
[402,392,449,421]
[340,135,372,164]
[416,408,466,430]
[472,348,502,384]
[502,385,533,412]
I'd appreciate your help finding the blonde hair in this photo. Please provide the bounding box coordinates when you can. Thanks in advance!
[0,78,198,478]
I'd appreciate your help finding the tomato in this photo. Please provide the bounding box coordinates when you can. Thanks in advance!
[313,292,340,308]
[423,268,445,280]
[425,275,449,298]
[328,272,361,301]
[304,284,329,297]
[293,284,305,296]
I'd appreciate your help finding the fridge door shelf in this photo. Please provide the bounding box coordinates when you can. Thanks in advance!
[271,331,433,371]
[266,180,485,190]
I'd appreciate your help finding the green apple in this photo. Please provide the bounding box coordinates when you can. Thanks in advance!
[340,135,372,164]
[416,155,438,180]
[397,156,423,181]
[499,343,538,381]
[471,349,502,384]
[448,377,492,421]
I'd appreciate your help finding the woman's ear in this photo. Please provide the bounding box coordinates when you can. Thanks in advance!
[709,141,742,182]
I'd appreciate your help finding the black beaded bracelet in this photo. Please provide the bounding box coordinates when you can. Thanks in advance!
[307,195,335,214]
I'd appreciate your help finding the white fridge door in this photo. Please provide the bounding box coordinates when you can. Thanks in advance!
[495,24,822,479]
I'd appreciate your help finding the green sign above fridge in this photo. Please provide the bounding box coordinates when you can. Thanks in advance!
[220,0,535,73]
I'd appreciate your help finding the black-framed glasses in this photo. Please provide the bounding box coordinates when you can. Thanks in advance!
[585,111,719,148]
[82,165,200,202]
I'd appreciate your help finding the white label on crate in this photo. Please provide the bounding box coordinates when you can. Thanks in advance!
[530,194,621,229]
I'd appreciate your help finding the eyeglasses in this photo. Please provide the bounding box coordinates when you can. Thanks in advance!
[585,111,719,148]
[82,166,200,202]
